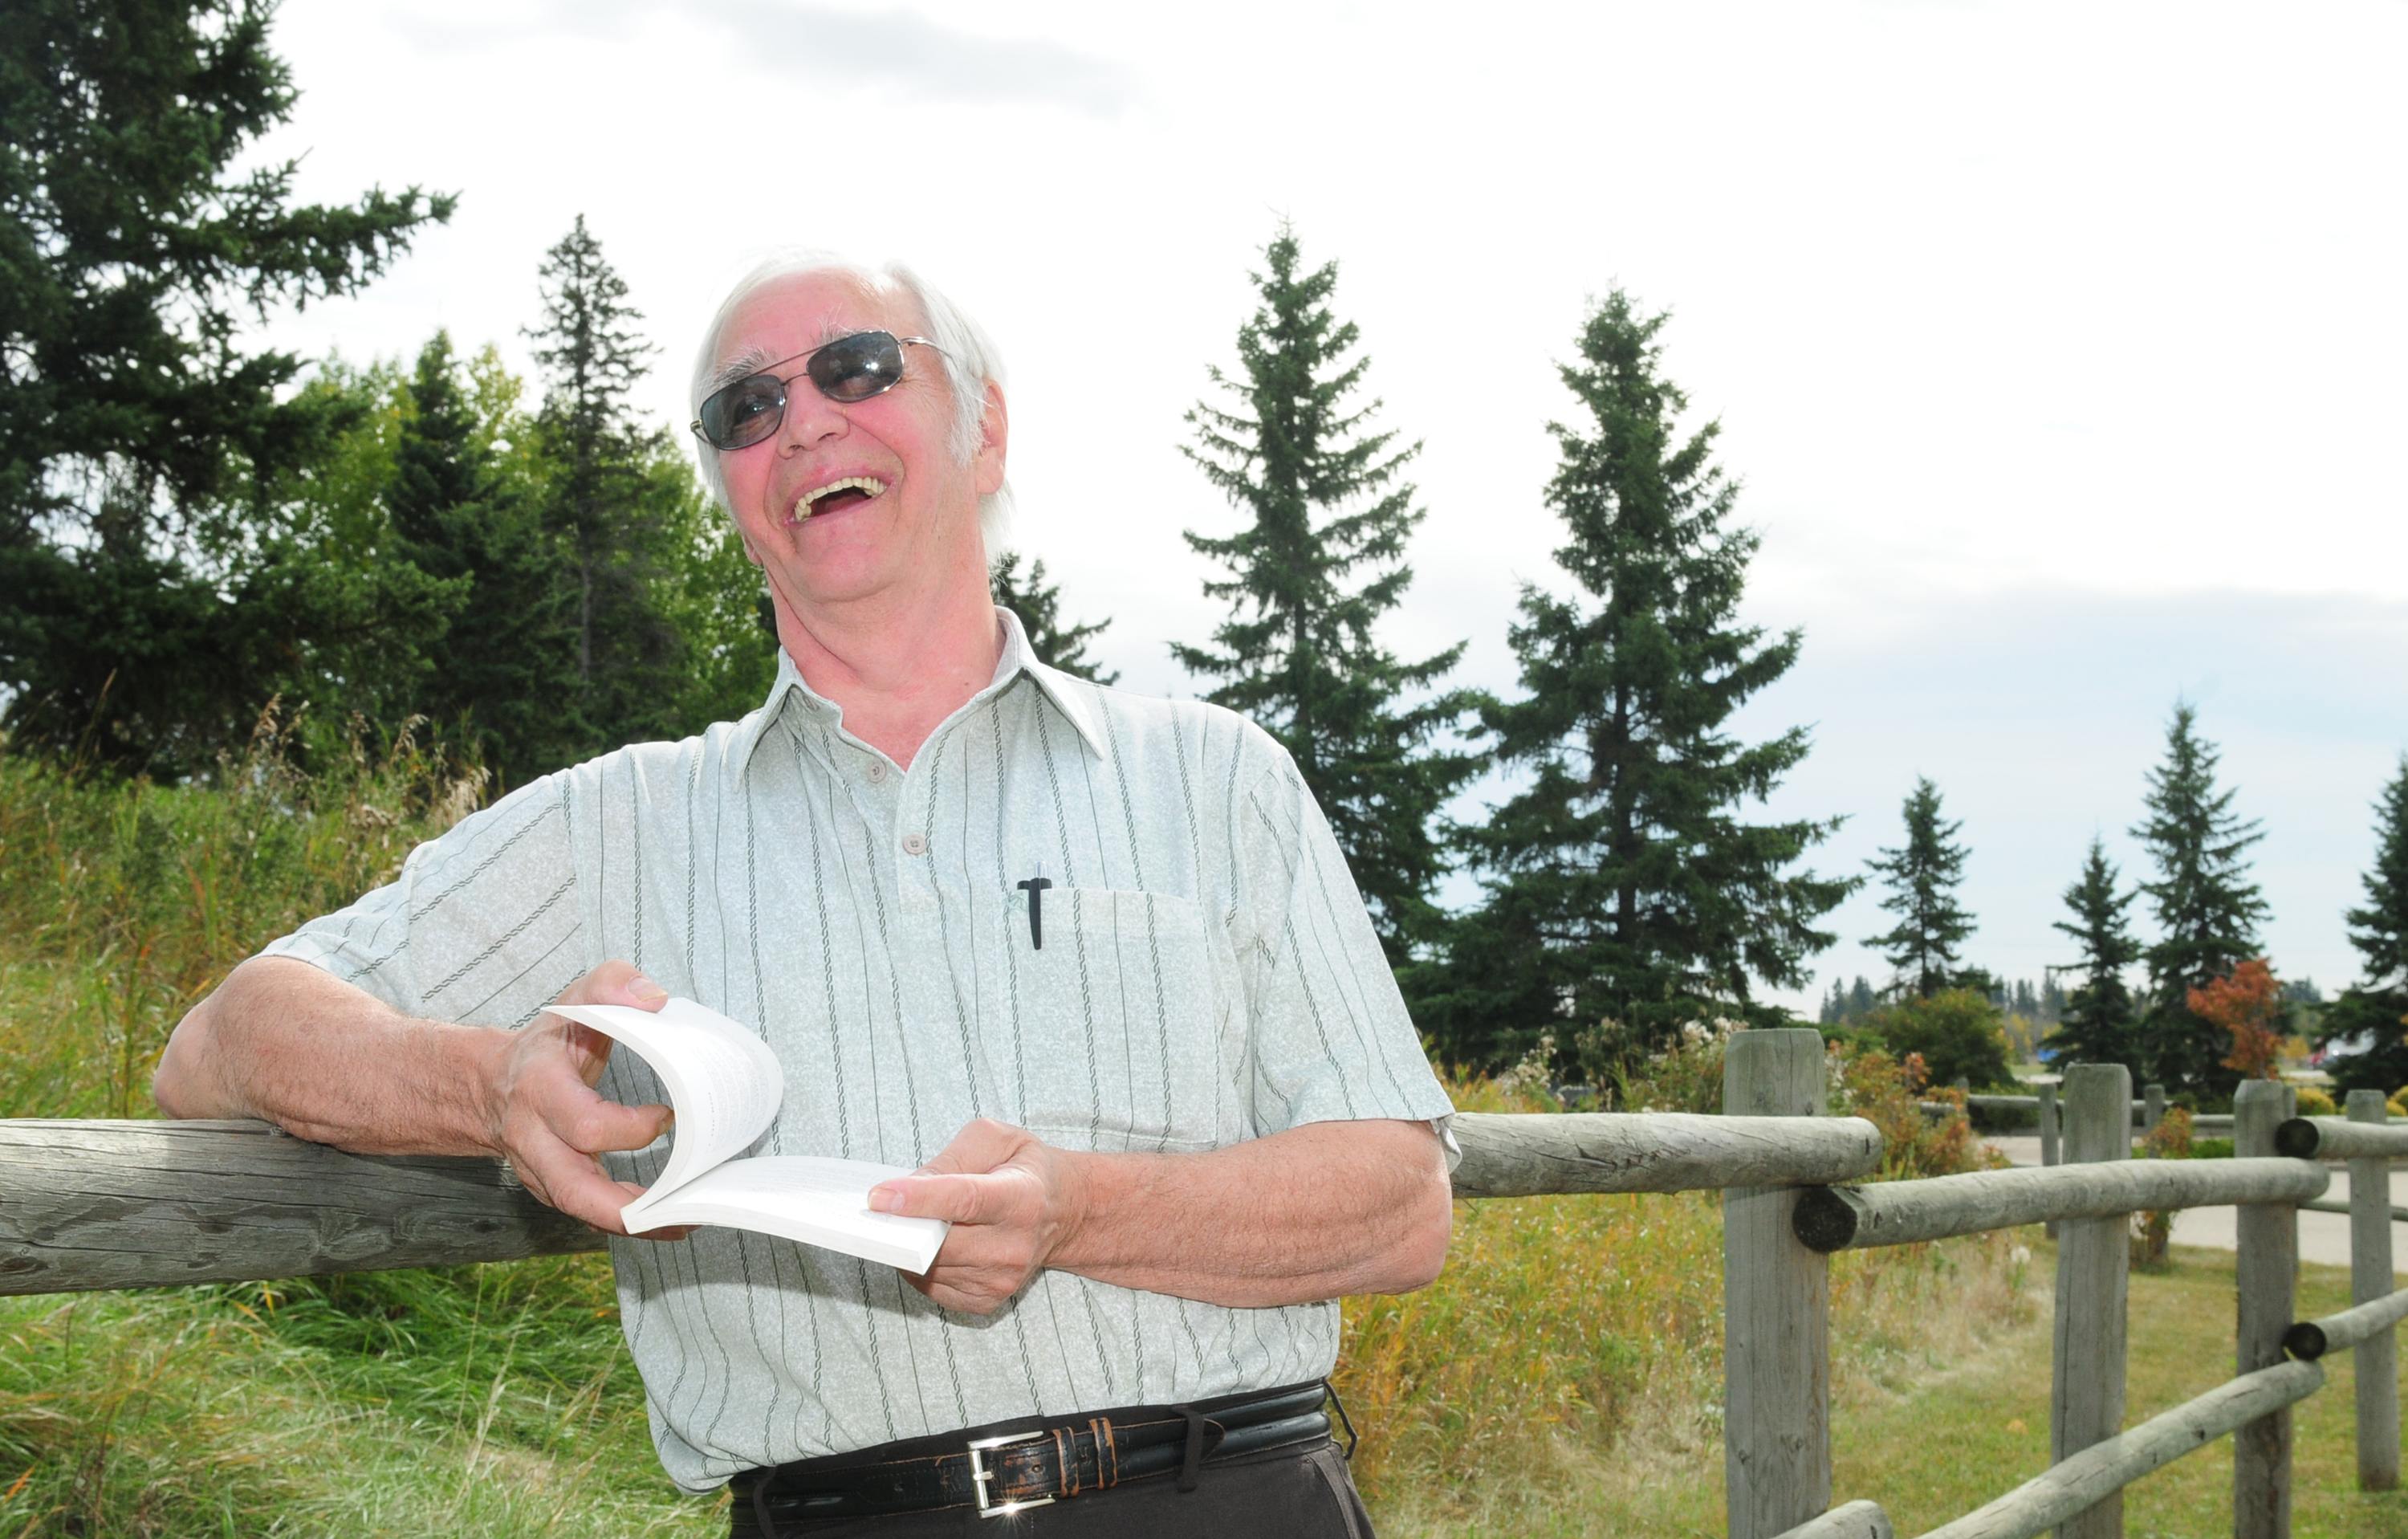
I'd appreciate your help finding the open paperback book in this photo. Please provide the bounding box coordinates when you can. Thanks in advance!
[545,997,948,1273]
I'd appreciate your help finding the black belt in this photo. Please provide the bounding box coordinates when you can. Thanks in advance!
[734,1380,1340,1528]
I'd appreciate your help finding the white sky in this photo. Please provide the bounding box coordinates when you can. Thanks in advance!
[250,0,2408,1017]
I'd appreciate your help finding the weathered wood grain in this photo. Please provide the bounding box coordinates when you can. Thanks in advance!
[1791,1158,2329,1253]
[2052,1063,2129,1539]
[1919,1361,2325,1539]
[2233,1080,2297,1539]
[0,1119,604,1296]
[1448,1109,1881,1199]
[1723,1029,1832,1539]
[1770,1497,1893,1539]
[2345,1089,2399,1491]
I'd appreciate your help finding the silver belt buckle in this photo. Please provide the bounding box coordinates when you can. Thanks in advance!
[966,1429,1056,1519]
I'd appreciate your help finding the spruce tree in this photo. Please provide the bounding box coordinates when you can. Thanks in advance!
[1849,975,1877,1022]
[386,332,579,781]
[1174,225,1477,965]
[526,216,685,753]
[0,0,452,773]
[1863,777,1977,999]
[1424,289,1852,1068]
[990,552,1118,684]
[2129,702,2269,1094]
[2323,755,2408,1095]
[2046,835,2143,1071]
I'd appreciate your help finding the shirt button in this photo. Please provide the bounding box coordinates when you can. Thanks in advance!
[867,761,889,784]
[901,832,929,857]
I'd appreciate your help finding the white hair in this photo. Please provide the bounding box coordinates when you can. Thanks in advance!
[689,250,1012,546]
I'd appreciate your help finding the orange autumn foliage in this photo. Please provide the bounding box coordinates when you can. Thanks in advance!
[2190,958,2283,1079]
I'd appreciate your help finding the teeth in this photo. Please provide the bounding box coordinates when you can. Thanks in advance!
[794,475,888,519]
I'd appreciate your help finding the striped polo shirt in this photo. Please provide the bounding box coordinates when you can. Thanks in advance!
[262,607,1456,1492]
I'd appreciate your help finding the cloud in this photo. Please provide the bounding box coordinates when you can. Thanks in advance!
[380,2,1133,117]
[722,6,1133,117]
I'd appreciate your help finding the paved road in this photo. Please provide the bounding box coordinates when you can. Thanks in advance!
[1985,1134,2405,1275]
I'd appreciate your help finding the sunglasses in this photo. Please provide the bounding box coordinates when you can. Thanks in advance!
[690,331,943,451]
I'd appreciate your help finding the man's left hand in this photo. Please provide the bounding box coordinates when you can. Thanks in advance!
[868,1119,1085,1315]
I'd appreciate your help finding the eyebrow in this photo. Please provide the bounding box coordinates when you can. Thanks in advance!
[703,320,876,397]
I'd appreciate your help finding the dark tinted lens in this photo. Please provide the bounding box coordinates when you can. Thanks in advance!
[700,376,786,449]
[808,331,905,403]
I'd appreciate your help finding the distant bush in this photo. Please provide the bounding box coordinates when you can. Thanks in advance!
[1827,1044,1996,1182]
[2132,1106,2194,1266]
[1859,989,2015,1093]
[2292,1085,2337,1116]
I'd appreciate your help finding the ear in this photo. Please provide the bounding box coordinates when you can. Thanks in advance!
[973,381,1009,498]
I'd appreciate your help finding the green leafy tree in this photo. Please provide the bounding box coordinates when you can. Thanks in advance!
[2323,756,2408,1095]
[1864,777,1978,1000]
[990,551,1117,684]
[2045,835,2143,1071]
[1866,987,2014,1090]
[0,0,452,773]
[1422,290,1853,1069]
[2128,702,2268,1095]
[1174,225,1476,965]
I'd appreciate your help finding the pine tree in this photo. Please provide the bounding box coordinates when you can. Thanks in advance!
[1849,975,1877,1022]
[0,0,451,773]
[2323,755,2408,1096]
[2046,836,2143,1071]
[1174,225,1477,965]
[1864,777,1977,999]
[386,332,579,781]
[526,215,685,754]
[2129,702,2269,1095]
[990,552,1118,684]
[1423,289,1853,1067]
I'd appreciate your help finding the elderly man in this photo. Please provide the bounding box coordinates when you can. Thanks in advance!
[154,254,1456,1535]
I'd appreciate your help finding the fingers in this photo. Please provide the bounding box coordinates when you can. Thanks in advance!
[869,1171,995,1223]
[538,962,669,1082]
[509,1123,645,1235]
[549,959,671,1012]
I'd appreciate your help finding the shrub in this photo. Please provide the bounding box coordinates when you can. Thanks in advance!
[2131,1105,2194,1266]
[1827,1043,1995,1181]
[1861,989,2015,1092]
[2292,1085,2337,1116]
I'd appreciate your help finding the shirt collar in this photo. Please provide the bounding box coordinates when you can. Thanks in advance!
[727,604,1107,779]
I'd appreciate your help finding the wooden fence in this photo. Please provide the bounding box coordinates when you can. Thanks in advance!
[3,1028,2405,1537]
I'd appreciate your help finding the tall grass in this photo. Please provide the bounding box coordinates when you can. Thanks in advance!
[0,730,2033,1536]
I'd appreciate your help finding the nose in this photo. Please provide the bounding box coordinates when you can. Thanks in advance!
[776,378,850,457]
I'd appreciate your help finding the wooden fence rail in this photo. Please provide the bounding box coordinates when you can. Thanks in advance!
[4,1030,2402,1539]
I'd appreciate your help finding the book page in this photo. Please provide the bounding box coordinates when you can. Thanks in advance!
[545,999,783,1205]
[629,1155,950,1274]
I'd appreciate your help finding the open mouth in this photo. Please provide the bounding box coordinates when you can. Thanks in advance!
[791,475,887,523]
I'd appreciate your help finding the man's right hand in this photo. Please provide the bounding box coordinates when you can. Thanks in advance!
[485,960,678,1235]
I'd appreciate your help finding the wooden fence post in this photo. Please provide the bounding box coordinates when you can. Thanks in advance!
[1724,1028,1831,1539]
[2234,1078,2297,1538]
[2346,1088,2398,1491]
[2143,1084,2166,1138]
[2040,1082,2062,1240]
[2053,1062,2130,1539]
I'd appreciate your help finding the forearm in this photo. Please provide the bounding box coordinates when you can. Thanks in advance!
[1051,1119,1453,1307]
[153,955,506,1156]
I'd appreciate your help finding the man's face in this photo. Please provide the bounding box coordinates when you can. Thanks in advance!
[708,271,1003,619]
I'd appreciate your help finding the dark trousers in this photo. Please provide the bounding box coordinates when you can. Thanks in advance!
[728,1436,1373,1538]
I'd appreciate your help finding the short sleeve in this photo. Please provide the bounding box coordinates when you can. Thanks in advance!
[1229,741,1458,1163]
[258,772,588,1030]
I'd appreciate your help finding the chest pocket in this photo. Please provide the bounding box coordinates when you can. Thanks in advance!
[1003,886,1230,1153]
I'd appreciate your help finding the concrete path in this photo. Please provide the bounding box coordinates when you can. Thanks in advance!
[1984,1134,2406,1276]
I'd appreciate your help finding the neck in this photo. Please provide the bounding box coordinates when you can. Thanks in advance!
[772,568,1003,768]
